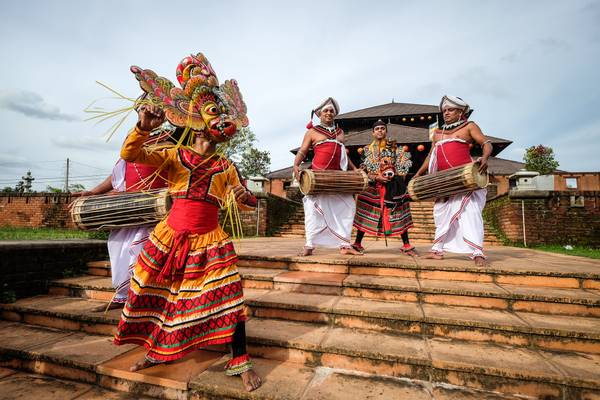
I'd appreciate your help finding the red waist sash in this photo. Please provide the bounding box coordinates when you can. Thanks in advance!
[312,141,341,170]
[436,141,472,171]
[158,199,219,281]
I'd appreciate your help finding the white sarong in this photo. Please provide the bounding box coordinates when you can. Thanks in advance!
[428,139,486,258]
[107,159,152,302]
[303,140,356,249]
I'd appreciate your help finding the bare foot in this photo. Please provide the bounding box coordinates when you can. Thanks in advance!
[474,256,488,267]
[240,369,262,391]
[130,358,156,372]
[92,302,124,312]
[352,243,365,253]
[297,247,313,256]
[340,247,363,256]
[421,252,443,260]
[401,248,419,257]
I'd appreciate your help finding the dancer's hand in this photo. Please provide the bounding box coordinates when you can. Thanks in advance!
[230,185,249,203]
[138,105,165,131]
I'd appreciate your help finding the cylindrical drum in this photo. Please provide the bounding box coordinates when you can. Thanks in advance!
[299,169,369,196]
[407,162,488,201]
[70,189,171,230]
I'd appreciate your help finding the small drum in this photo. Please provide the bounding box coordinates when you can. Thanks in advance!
[407,161,488,201]
[70,189,171,230]
[299,169,369,196]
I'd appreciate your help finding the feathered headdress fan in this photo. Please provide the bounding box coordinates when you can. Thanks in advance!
[130,52,248,141]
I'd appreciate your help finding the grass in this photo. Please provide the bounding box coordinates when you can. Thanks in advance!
[0,227,108,240]
[530,244,600,259]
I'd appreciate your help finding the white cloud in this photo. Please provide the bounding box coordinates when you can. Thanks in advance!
[0,90,79,121]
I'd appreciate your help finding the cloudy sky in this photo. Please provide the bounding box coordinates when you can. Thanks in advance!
[1,0,599,190]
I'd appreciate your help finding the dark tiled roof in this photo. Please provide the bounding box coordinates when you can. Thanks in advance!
[486,157,525,175]
[336,102,439,120]
[344,124,512,146]
[290,124,512,155]
[266,162,311,179]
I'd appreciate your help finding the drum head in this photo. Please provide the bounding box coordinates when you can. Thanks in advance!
[471,162,489,188]
[299,170,313,195]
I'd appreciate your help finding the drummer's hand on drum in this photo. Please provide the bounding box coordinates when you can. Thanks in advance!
[293,165,300,182]
[230,185,249,203]
[476,157,489,174]
[70,190,94,198]
[138,104,165,132]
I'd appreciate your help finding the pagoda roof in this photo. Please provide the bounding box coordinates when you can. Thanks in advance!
[336,102,439,120]
[291,123,512,156]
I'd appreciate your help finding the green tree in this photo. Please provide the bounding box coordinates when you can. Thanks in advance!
[238,148,271,177]
[523,145,559,175]
[217,127,271,178]
[46,185,64,193]
[69,183,86,192]
[2,186,15,193]
[15,180,25,193]
[218,127,256,162]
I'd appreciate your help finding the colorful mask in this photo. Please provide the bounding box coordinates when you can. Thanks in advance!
[130,52,248,143]
[379,140,398,178]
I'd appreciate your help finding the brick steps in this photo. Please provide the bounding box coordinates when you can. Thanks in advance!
[0,322,534,400]
[48,272,600,319]
[1,310,598,399]
[235,255,600,288]
[5,290,600,357]
[3,244,600,399]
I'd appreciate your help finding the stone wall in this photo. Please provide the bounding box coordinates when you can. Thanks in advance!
[484,191,600,247]
[0,240,107,301]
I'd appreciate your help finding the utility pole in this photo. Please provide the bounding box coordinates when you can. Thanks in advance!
[64,158,70,192]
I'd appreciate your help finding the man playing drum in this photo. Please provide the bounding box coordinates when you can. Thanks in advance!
[413,95,492,266]
[352,120,416,255]
[293,97,362,256]
[73,126,173,311]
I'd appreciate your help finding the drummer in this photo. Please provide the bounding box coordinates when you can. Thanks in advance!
[413,95,492,266]
[352,120,416,255]
[293,97,362,256]
[72,125,174,311]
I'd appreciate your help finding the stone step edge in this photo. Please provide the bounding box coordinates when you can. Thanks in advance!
[237,255,600,281]
[49,275,600,307]
[3,294,599,345]
[0,320,597,393]
[0,331,533,400]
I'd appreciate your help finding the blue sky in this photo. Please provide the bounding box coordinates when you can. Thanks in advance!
[0,0,599,190]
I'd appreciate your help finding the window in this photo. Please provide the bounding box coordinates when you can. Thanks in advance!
[565,177,578,190]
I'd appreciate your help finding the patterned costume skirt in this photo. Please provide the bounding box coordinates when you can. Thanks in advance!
[353,186,413,237]
[113,220,246,363]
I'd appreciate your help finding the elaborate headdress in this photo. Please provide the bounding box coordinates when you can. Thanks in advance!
[130,52,248,142]
[439,95,470,116]
[306,97,340,129]
[372,119,386,129]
